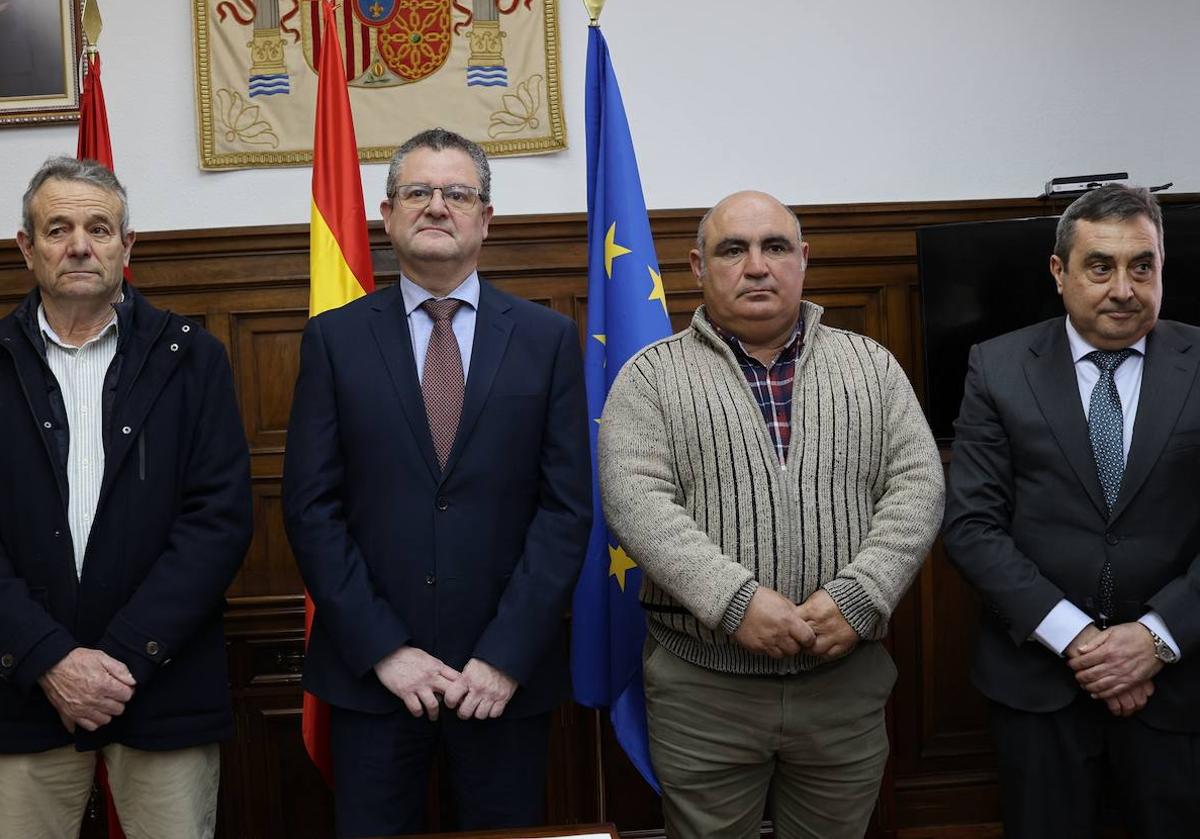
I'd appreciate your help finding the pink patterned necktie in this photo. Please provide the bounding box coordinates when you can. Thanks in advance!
[420,298,464,469]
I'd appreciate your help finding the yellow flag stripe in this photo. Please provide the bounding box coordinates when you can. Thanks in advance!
[309,200,369,317]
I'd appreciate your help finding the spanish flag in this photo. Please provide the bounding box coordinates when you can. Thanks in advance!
[303,0,375,785]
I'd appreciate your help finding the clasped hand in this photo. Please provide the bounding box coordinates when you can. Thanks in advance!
[732,586,859,660]
[1066,622,1161,717]
[373,647,517,721]
[38,647,137,733]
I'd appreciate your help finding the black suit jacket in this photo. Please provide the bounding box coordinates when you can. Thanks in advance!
[943,316,1200,731]
[282,281,592,718]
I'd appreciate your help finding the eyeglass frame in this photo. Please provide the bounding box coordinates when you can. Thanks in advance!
[388,183,486,211]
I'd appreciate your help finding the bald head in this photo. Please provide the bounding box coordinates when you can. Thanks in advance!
[695,191,802,268]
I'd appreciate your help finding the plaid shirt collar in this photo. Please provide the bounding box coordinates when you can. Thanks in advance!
[708,315,804,464]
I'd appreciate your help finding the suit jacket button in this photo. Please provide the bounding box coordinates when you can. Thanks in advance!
[145,641,161,657]
[0,653,13,668]
[436,497,448,511]
[425,575,436,586]
[1105,532,1119,545]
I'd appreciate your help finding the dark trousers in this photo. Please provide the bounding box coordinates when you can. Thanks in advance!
[330,704,550,839]
[990,697,1200,839]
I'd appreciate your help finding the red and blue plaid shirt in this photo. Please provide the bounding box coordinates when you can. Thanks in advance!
[710,318,804,465]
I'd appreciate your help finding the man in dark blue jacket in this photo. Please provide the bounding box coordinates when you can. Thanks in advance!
[283,128,592,837]
[0,157,252,839]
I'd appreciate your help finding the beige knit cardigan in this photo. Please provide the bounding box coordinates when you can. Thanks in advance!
[598,302,945,674]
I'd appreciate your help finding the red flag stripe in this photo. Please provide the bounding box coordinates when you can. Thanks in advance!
[311,5,374,292]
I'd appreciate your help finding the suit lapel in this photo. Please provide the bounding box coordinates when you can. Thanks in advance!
[441,282,512,480]
[1023,320,1108,519]
[1111,322,1199,521]
[368,286,440,480]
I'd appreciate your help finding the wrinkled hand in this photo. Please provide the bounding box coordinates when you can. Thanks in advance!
[1102,680,1155,717]
[1068,622,1162,699]
[373,646,461,720]
[1065,623,1154,716]
[442,658,518,720]
[1064,623,1102,659]
[731,586,815,658]
[797,588,860,660]
[38,648,136,733]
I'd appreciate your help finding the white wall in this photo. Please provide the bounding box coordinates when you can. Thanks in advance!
[2,0,1196,235]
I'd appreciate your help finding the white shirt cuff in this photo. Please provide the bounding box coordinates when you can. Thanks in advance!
[1139,611,1182,660]
[1031,599,1093,656]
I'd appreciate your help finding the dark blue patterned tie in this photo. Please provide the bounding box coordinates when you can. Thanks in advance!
[1086,348,1134,619]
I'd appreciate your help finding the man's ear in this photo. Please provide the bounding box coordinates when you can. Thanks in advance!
[689,249,704,286]
[122,230,137,267]
[1050,254,1065,296]
[16,230,34,271]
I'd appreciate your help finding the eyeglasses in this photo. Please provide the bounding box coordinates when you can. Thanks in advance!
[391,183,483,211]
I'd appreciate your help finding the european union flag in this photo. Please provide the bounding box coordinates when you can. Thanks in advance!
[570,23,670,794]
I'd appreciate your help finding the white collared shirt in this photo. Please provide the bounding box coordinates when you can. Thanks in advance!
[1032,318,1179,658]
[399,272,479,383]
[38,303,119,580]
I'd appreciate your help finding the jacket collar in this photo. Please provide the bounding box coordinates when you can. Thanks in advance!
[691,299,825,369]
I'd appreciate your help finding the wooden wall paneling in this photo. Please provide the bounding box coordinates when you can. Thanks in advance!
[1,194,1195,838]
[231,309,308,452]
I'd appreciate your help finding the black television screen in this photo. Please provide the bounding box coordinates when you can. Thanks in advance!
[918,205,1200,442]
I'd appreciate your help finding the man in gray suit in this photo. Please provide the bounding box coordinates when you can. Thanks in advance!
[944,185,1200,838]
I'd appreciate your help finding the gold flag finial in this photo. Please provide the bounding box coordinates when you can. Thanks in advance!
[82,0,103,52]
[582,0,606,27]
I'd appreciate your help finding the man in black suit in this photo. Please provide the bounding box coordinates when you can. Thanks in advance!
[943,185,1200,838]
[282,128,592,837]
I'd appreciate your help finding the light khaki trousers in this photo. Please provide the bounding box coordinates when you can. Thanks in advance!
[644,638,896,839]
[0,742,219,839]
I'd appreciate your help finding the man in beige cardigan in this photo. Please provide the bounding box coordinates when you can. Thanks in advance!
[599,190,944,839]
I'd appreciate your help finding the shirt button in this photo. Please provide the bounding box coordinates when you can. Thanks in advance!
[43,421,52,429]
[1,654,13,668]
[436,497,449,511]
[181,324,191,333]
[1105,533,1119,546]
[169,343,179,352]
[425,575,436,586]
[122,426,132,435]
[145,641,161,657]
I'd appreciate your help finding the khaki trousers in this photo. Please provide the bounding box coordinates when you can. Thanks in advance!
[644,638,895,839]
[0,742,219,839]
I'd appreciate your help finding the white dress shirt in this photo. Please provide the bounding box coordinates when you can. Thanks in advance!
[38,303,119,580]
[1031,317,1180,658]
[400,272,479,383]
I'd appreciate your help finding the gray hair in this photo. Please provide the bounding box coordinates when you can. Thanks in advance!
[22,156,130,236]
[1054,184,1163,267]
[694,193,803,270]
[385,128,491,205]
